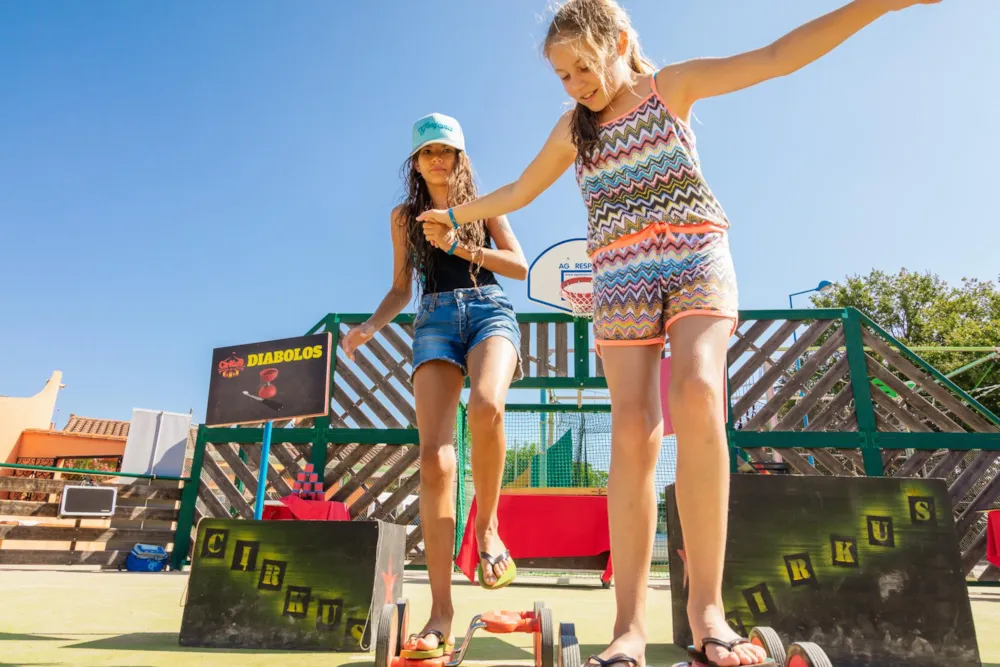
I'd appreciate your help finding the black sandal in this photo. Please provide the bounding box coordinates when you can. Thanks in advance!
[584,653,640,667]
[687,637,772,667]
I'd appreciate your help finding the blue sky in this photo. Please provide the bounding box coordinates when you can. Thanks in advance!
[1,0,996,426]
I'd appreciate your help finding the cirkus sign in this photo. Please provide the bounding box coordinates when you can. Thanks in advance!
[205,333,332,427]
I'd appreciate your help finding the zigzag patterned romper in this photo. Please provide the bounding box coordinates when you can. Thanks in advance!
[575,73,739,351]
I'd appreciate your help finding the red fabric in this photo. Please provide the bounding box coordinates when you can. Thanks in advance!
[456,493,613,584]
[262,495,350,522]
[987,510,1000,569]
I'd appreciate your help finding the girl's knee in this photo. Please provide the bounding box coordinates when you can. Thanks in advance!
[467,391,503,428]
[671,365,724,409]
[420,445,456,488]
[611,401,662,467]
[612,395,660,432]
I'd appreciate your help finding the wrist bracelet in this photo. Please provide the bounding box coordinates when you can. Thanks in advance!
[447,239,458,255]
[447,208,459,229]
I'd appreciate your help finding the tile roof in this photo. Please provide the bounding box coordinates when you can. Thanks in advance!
[62,414,131,438]
[61,414,199,476]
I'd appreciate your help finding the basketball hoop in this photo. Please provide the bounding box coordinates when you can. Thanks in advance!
[561,275,594,318]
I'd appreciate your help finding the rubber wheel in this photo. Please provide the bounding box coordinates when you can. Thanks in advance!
[558,621,581,667]
[749,626,786,667]
[534,600,545,618]
[375,603,398,667]
[534,606,555,667]
[395,598,409,656]
[787,642,833,667]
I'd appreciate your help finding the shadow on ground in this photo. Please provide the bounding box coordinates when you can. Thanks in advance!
[0,632,66,641]
[68,633,343,655]
[63,634,689,664]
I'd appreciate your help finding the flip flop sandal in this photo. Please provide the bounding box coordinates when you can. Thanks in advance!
[584,653,640,667]
[476,549,517,590]
[400,629,455,659]
[686,637,774,667]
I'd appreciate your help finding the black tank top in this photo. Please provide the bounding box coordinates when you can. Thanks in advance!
[421,229,499,294]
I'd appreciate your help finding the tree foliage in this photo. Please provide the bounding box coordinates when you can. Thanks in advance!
[502,441,609,488]
[811,268,1000,418]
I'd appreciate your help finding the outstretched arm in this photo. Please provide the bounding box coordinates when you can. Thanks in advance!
[659,0,941,118]
[417,112,577,226]
[341,207,412,360]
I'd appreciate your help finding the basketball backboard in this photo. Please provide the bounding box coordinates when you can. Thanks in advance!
[527,238,592,313]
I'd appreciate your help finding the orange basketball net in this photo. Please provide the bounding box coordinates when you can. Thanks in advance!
[561,275,594,318]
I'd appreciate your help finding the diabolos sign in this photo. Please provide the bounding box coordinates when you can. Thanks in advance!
[205,333,331,426]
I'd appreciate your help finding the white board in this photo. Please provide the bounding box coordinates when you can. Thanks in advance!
[527,238,592,313]
[120,408,192,478]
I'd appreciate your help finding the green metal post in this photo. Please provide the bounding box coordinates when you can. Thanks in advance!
[539,390,548,487]
[725,363,739,474]
[235,447,247,492]
[843,309,882,476]
[171,425,209,571]
[310,315,340,476]
[573,317,589,384]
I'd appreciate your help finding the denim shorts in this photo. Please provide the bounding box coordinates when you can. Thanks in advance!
[412,285,523,381]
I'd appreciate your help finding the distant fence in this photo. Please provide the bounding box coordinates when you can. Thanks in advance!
[174,308,1000,583]
[0,463,186,568]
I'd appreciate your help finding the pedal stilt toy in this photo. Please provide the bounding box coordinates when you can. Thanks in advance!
[746,626,833,667]
[376,600,581,667]
[674,627,833,667]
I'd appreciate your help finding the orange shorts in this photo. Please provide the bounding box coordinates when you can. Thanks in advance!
[591,224,739,351]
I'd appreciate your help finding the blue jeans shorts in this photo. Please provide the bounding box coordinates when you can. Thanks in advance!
[412,285,523,381]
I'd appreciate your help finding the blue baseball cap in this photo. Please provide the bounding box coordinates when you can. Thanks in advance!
[410,112,465,156]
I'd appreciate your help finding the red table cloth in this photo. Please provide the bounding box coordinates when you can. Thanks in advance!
[987,509,1000,568]
[262,495,350,522]
[456,492,613,584]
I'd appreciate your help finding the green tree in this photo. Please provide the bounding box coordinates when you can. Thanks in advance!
[502,441,610,488]
[811,268,1000,418]
[573,462,608,487]
[503,442,540,485]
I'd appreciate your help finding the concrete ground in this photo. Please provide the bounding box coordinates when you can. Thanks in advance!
[1,568,998,667]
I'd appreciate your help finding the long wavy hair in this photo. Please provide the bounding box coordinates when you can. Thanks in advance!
[543,0,657,165]
[397,150,488,296]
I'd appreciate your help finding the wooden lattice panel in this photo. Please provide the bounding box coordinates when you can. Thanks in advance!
[194,437,426,560]
[729,318,856,433]
[860,324,1000,581]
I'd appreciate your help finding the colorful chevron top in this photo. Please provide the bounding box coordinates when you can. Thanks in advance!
[574,74,731,256]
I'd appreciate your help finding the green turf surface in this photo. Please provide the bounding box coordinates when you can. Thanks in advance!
[0,568,997,666]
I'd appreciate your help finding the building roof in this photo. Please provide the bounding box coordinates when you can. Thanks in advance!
[63,414,131,438]
[61,414,199,475]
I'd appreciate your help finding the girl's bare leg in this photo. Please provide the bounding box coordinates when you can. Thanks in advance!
[466,337,518,584]
[669,315,766,666]
[410,360,465,650]
[587,342,663,667]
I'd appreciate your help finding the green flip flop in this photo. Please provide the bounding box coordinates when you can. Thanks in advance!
[477,549,517,590]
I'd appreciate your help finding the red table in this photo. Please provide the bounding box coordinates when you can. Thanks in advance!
[456,491,613,585]
[987,510,1000,569]
[262,495,350,522]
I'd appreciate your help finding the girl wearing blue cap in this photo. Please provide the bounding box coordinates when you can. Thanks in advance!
[342,113,527,657]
